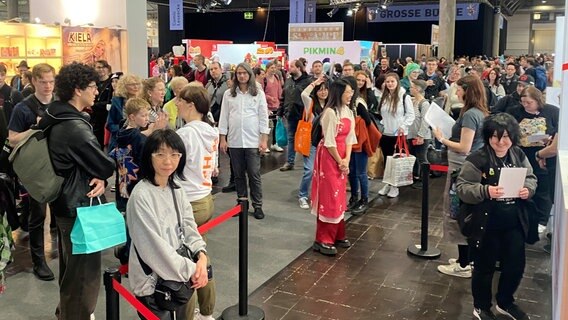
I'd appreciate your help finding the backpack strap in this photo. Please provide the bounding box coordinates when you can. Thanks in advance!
[22,95,43,118]
[402,93,408,116]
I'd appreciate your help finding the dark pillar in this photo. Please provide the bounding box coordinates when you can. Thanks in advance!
[158,5,185,55]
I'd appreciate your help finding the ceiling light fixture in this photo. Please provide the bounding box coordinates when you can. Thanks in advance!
[327,7,339,17]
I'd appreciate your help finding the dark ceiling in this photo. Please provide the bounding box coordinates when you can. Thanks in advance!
[149,0,565,16]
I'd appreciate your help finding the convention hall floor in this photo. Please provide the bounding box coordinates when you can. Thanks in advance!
[3,150,552,319]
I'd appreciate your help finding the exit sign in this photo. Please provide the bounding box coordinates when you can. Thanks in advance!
[244,12,253,19]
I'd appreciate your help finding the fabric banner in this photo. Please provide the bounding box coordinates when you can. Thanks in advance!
[288,22,344,42]
[169,0,184,30]
[62,27,125,72]
[367,3,480,23]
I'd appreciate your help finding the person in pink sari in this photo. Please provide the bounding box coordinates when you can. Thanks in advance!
[311,78,357,256]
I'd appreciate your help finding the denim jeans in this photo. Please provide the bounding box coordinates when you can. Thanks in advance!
[298,145,317,199]
[229,148,262,208]
[348,151,369,198]
[286,117,299,165]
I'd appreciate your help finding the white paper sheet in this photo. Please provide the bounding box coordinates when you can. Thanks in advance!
[497,167,528,198]
[424,102,455,140]
[527,134,550,144]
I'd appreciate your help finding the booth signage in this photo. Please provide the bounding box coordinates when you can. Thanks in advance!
[367,3,480,22]
[288,41,361,73]
[244,12,254,19]
[288,22,344,42]
[62,27,125,73]
[169,0,184,30]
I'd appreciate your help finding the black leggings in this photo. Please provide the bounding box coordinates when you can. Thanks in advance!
[379,135,399,164]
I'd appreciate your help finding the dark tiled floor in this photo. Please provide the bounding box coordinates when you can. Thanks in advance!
[248,177,553,320]
[7,150,552,320]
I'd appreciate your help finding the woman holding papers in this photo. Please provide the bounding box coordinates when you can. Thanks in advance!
[432,75,488,278]
[508,86,559,234]
[456,113,537,320]
[376,73,415,198]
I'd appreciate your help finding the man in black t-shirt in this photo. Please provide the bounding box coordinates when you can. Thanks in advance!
[418,57,447,101]
[8,63,56,281]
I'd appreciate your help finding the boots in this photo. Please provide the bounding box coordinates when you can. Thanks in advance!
[346,195,358,213]
[351,197,368,216]
[33,259,55,281]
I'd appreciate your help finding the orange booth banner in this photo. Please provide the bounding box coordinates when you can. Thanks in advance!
[62,26,126,72]
[183,39,233,60]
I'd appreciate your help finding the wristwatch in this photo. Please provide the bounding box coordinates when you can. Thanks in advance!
[193,250,207,261]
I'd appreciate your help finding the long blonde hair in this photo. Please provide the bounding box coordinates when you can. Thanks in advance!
[115,74,142,99]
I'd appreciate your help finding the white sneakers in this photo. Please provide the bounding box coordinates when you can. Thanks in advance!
[437,261,472,278]
[387,186,399,198]
[378,184,390,196]
[538,224,546,234]
[270,144,284,152]
[195,314,215,320]
[299,197,310,210]
[264,148,271,153]
[378,184,399,198]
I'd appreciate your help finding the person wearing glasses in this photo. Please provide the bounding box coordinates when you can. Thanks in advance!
[127,129,208,319]
[8,63,57,282]
[36,62,115,320]
[219,63,270,220]
[107,73,143,151]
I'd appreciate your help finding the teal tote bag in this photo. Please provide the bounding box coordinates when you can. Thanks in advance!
[71,198,126,255]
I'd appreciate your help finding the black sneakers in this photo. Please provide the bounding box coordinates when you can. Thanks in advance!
[221,183,236,193]
[496,304,530,320]
[253,207,265,220]
[473,308,498,320]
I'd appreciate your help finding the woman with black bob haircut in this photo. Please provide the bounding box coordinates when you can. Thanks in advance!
[456,113,537,320]
[127,129,209,319]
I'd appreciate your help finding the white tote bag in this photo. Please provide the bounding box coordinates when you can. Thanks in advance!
[382,134,416,187]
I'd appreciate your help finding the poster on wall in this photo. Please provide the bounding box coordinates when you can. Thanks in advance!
[216,44,260,65]
[288,41,361,73]
[288,22,344,42]
[184,39,233,60]
[431,24,440,46]
[62,27,125,72]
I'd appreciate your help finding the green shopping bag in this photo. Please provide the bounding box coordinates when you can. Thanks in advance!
[275,117,288,147]
[71,198,126,255]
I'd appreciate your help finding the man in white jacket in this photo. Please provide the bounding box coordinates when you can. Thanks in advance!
[218,63,270,219]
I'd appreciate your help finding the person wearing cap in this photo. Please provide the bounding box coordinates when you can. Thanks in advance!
[10,60,29,91]
[491,74,534,114]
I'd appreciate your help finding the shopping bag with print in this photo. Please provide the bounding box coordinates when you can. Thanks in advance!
[275,117,288,147]
[294,103,313,157]
[382,134,415,187]
[71,198,126,254]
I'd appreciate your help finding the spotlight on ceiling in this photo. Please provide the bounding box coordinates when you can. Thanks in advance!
[346,8,353,16]
[327,7,339,17]
[221,0,232,5]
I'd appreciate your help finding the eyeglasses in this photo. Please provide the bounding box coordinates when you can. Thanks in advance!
[151,152,183,161]
[86,84,98,90]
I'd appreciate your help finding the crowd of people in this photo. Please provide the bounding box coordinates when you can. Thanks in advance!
[0,50,557,320]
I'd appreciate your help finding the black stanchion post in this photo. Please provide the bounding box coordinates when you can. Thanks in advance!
[221,198,265,320]
[407,163,441,259]
[104,267,121,320]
